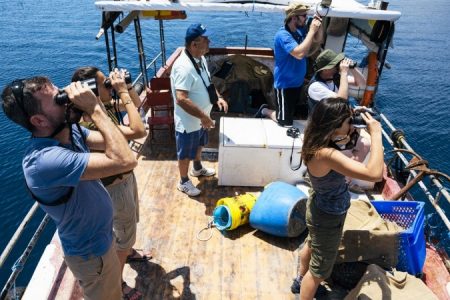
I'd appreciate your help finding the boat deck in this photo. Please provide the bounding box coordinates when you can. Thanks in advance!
[127,148,302,299]
[21,112,449,299]
[124,112,306,299]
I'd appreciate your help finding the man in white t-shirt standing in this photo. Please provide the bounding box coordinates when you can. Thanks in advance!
[308,49,366,113]
[171,23,228,196]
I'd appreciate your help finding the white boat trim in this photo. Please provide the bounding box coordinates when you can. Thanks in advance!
[95,0,401,21]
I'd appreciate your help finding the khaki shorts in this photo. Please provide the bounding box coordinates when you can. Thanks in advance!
[305,195,347,279]
[64,243,121,300]
[106,172,140,251]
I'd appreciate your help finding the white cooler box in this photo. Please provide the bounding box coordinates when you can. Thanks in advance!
[218,117,307,187]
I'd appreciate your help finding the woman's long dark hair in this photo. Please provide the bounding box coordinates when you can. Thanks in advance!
[302,97,351,164]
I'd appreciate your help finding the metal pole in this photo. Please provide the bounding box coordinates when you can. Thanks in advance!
[244,34,248,56]
[0,203,39,268]
[1,215,51,300]
[134,16,148,88]
[341,20,350,52]
[159,19,167,66]
[104,27,113,72]
[377,23,394,79]
[110,26,118,69]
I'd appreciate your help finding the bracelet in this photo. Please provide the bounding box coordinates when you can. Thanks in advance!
[118,91,129,97]
[123,100,132,105]
[127,86,133,91]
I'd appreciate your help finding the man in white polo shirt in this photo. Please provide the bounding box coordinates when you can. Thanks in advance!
[171,23,228,196]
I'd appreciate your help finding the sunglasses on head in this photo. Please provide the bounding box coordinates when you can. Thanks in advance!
[10,79,30,115]
[10,79,25,103]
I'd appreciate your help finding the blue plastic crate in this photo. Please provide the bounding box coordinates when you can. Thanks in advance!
[371,201,426,275]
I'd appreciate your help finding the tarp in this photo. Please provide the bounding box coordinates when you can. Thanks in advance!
[95,0,401,21]
[210,55,274,113]
[336,200,402,268]
[345,264,438,300]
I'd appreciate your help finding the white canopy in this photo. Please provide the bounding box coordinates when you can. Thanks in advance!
[95,0,401,21]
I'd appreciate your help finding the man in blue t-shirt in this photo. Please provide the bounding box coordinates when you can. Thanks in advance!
[255,2,322,127]
[1,75,138,300]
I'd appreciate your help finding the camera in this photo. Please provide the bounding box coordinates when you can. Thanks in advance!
[286,127,301,138]
[352,107,380,128]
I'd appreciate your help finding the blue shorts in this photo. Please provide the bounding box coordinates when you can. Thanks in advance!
[176,128,208,160]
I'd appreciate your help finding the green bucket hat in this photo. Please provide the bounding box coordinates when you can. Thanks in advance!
[284,2,310,23]
[314,49,345,72]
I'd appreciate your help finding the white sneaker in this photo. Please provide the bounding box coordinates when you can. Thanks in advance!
[177,180,201,196]
[189,167,216,177]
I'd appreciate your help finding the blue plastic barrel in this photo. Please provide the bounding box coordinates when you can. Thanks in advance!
[250,181,308,237]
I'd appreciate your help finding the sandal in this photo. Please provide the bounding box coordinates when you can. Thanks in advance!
[122,282,143,300]
[125,248,152,264]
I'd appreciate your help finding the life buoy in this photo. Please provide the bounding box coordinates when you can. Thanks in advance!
[361,52,378,106]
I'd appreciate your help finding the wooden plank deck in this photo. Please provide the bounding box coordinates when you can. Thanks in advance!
[24,110,448,299]
[123,118,306,299]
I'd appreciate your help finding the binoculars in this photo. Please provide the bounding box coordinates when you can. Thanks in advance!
[348,60,357,69]
[352,108,380,128]
[54,71,132,105]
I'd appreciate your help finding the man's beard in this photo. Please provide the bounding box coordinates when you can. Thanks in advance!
[296,21,305,30]
[46,112,65,129]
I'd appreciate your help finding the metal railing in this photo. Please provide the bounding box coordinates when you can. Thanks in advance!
[133,52,163,87]
[1,213,51,300]
[380,112,450,231]
[0,203,39,269]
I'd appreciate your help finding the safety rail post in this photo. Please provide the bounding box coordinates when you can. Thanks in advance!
[159,19,166,66]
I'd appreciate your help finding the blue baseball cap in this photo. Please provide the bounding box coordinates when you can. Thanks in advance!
[185,23,210,44]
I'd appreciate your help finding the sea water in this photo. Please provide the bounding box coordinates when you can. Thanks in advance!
[0,0,449,289]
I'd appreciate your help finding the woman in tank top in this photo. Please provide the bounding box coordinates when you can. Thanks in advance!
[291,97,383,299]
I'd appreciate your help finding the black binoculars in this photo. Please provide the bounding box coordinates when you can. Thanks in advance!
[352,108,380,128]
[349,60,357,69]
[54,71,132,105]
[104,71,132,89]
